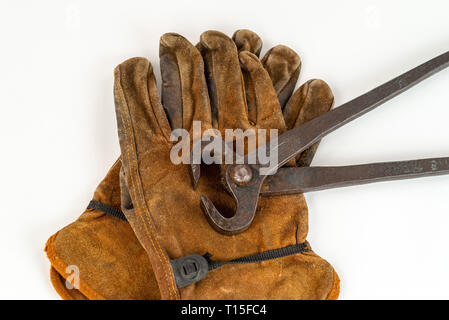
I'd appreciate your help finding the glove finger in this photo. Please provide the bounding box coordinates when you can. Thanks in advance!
[115,59,180,300]
[232,31,301,125]
[114,57,171,155]
[283,79,334,166]
[261,45,301,109]
[233,29,262,125]
[239,51,286,131]
[232,29,263,57]
[198,30,250,130]
[160,33,212,132]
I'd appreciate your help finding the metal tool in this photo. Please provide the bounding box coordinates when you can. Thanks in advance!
[194,50,449,235]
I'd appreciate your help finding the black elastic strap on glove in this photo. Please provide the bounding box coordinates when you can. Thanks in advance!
[88,200,309,288]
[171,243,309,288]
[87,200,128,222]
[205,243,309,270]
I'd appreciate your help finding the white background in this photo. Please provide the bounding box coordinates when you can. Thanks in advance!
[0,0,448,300]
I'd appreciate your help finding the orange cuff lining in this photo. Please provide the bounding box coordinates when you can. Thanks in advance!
[326,270,341,300]
[44,233,106,300]
[49,267,89,300]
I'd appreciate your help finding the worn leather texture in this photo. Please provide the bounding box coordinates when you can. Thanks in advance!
[45,30,339,300]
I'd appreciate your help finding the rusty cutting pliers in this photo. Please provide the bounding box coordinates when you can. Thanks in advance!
[192,51,449,235]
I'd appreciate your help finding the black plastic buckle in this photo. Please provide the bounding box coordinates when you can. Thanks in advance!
[170,254,209,288]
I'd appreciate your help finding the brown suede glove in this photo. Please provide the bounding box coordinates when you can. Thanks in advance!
[45,30,336,300]
[114,30,338,300]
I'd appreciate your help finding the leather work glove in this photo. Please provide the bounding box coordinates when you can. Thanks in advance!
[114,30,338,300]
[45,30,337,300]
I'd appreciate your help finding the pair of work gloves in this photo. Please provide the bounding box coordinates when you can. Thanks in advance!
[45,30,339,300]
